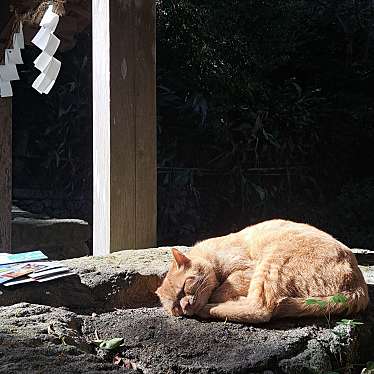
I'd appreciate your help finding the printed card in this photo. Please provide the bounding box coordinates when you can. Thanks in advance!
[36,272,74,283]
[29,266,70,278]
[3,277,35,286]
[0,263,48,280]
[0,251,47,265]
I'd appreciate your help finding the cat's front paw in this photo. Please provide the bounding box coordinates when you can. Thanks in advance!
[195,303,218,319]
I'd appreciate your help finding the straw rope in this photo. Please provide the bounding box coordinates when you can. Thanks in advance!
[1,1,66,61]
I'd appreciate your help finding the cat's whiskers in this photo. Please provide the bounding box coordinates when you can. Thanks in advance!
[193,281,216,304]
[192,274,207,293]
[189,275,208,304]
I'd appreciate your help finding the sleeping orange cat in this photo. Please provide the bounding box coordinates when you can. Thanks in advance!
[156,219,369,323]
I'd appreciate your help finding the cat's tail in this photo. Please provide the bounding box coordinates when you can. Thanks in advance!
[274,286,369,318]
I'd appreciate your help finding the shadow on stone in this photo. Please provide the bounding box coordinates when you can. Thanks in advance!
[0,303,367,374]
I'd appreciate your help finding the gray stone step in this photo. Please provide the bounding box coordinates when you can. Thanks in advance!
[11,205,90,260]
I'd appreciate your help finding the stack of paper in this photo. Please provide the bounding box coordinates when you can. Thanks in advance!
[0,251,74,286]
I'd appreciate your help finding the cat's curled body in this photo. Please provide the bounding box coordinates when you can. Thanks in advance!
[156,219,369,323]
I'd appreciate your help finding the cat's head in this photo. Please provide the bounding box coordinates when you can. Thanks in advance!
[156,248,218,317]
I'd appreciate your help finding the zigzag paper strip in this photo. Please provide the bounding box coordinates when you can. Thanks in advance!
[31,5,61,95]
[0,22,23,98]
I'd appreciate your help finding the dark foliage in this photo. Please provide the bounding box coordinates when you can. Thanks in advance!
[156,0,374,245]
[13,30,92,220]
[13,1,374,247]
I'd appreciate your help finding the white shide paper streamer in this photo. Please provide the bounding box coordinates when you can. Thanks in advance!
[0,22,23,98]
[31,5,61,94]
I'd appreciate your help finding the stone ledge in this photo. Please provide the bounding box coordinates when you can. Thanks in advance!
[0,247,187,312]
[12,218,90,249]
[0,248,373,373]
[0,247,372,314]
[11,206,90,260]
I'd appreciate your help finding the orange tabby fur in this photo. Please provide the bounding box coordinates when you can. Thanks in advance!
[156,219,369,323]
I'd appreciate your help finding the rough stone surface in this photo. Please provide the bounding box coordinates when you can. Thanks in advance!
[0,303,121,374]
[0,247,188,312]
[0,247,372,314]
[0,248,373,373]
[0,303,367,374]
[11,206,90,260]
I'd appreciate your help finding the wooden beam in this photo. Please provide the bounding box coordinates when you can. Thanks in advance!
[92,0,156,255]
[0,0,12,252]
[0,0,10,31]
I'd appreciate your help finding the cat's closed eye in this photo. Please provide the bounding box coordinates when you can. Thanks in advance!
[183,276,198,294]
[176,287,185,300]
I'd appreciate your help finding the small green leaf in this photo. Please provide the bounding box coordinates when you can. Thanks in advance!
[336,319,364,326]
[305,298,327,308]
[305,299,318,305]
[337,319,351,324]
[315,300,328,308]
[336,320,350,325]
[330,294,348,304]
[99,337,124,351]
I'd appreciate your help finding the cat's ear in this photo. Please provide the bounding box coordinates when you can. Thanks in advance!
[171,248,191,269]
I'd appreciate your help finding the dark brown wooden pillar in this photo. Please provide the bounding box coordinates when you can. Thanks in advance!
[0,98,12,252]
[0,0,12,252]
